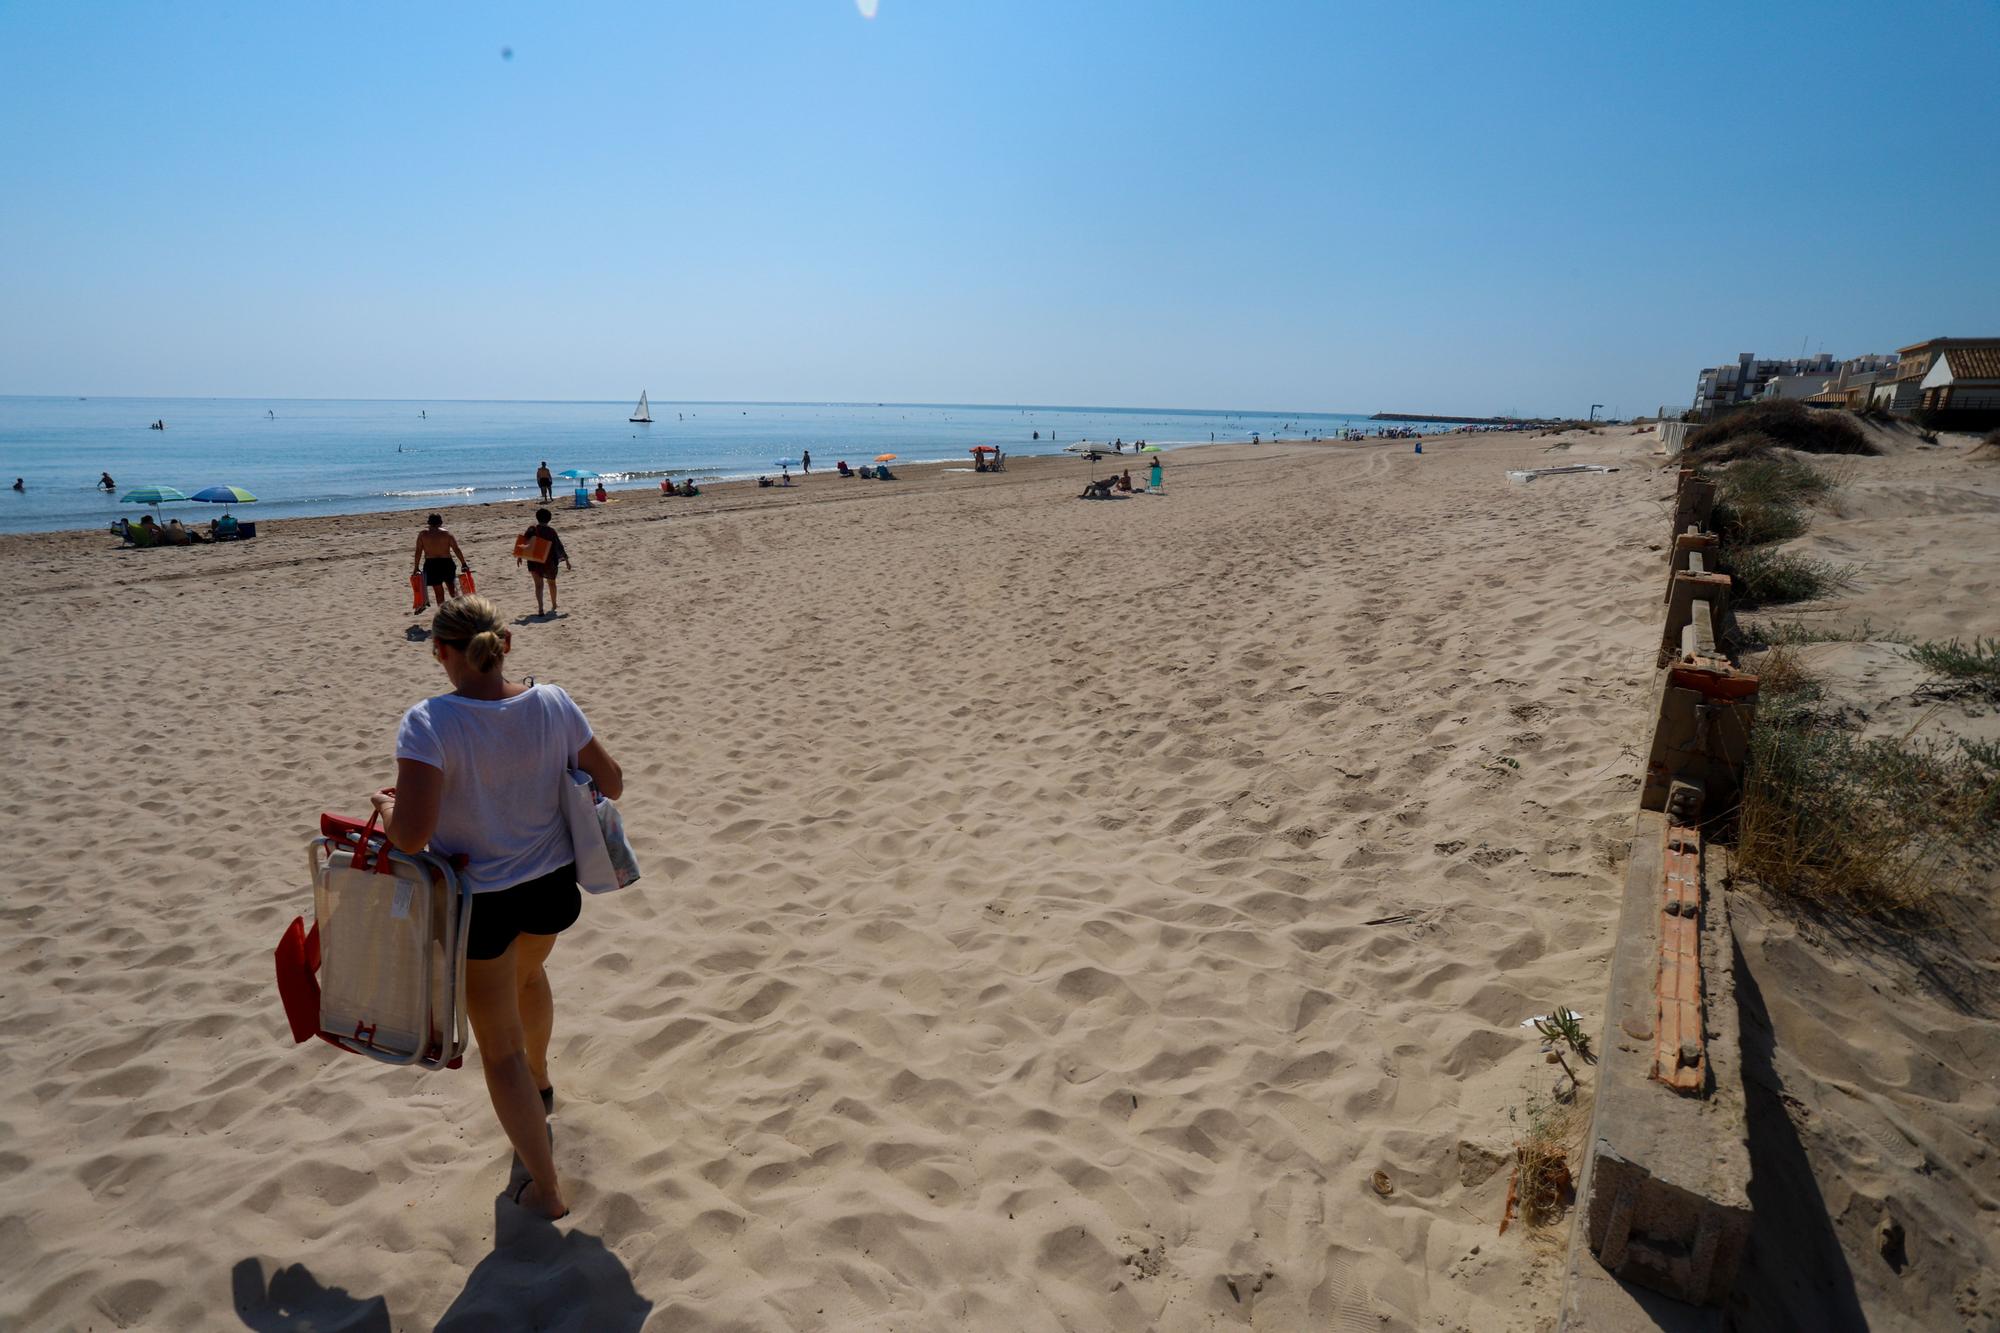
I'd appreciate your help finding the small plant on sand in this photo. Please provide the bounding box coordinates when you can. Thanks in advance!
[1500,1091,1578,1235]
[1532,1007,1595,1081]
[1903,636,2000,699]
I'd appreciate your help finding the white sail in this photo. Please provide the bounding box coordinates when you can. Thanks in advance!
[630,390,652,423]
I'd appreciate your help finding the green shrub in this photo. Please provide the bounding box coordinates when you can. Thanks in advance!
[1903,637,2000,696]
[1722,546,1854,605]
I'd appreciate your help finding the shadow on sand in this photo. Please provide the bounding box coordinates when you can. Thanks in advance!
[234,1195,650,1332]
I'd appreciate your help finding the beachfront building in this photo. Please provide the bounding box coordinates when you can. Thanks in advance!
[1870,336,2000,424]
[1689,352,1894,418]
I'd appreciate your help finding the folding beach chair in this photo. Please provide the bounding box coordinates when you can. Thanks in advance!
[275,811,474,1070]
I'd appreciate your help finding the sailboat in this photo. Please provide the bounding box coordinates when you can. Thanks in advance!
[629,391,653,424]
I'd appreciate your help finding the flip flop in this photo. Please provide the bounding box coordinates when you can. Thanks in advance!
[539,1086,555,1115]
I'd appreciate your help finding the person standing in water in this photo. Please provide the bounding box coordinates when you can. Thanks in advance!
[536,462,554,502]
[413,513,471,609]
[801,449,811,475]
[370,594,625,1221]
[99,471,116,491]
[519,508,571,616]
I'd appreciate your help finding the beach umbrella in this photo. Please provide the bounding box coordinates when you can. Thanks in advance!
[874,454,897,462]
[774,459,798,469]
[971,445,997,453]
[1064,441,1114,479]
[190,484,258,506]
[557,468,600,480]
[1139,444,1162,453]
[120,484,187,513]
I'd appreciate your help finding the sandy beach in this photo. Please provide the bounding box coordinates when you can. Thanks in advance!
[0,428,1734,1328]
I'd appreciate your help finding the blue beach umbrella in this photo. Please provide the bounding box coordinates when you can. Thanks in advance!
[190,484,257,505]
[120,484,187,513]
[773,459,798,469]
[557,468,599,481]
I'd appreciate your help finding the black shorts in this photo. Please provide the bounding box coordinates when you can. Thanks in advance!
[467,863,581,961]
[423,556,458,587]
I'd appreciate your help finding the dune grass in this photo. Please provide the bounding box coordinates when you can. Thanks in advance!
[1686,400,1873,464]
[1736,649,1999,914]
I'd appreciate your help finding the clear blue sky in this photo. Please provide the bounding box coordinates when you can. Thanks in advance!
[3,2,1995,417]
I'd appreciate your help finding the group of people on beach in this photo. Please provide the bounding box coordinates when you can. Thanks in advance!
[412,508,571,617]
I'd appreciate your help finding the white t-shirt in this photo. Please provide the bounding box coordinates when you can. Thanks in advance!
[394,683,593,894]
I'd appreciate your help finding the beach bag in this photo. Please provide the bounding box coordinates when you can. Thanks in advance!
[275,808,473,1069]
[409,571,427,612]
[514,532,553,564]
[563,768,640,894]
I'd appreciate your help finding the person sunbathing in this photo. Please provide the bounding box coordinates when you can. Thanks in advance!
[680,479,700,497]
[1115,470,1133,492]
[836,461,852,477]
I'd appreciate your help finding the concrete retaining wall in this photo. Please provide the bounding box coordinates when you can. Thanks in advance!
[1560,467,1759,1324]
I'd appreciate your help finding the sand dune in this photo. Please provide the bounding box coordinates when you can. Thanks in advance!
[0,429,1668,1330]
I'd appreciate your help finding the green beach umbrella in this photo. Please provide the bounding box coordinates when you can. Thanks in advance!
[120,484,187,513]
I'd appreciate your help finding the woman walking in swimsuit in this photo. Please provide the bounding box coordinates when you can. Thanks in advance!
[370,595,625,1220]
[518,508,572,616]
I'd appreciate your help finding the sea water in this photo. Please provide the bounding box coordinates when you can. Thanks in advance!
[0,396,1436,534]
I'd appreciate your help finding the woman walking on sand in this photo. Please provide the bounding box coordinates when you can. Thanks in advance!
[369,595,624,1220]
[518,507,571,616]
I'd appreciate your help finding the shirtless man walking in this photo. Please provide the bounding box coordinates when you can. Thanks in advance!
[536,461,554,501]
[412,513,471,610]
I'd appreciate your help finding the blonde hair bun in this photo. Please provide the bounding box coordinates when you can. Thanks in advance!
[431,595,508,672]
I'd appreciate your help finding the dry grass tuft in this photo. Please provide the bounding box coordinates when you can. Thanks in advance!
[1502,1091,1580,1235]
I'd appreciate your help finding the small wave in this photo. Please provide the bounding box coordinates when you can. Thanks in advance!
[386,486,477,497]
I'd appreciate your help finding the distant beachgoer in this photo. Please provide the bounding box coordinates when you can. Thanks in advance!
[801,450,811,475]
[99,471,116,491]
[519,508,571,615]
[536,462,554,502]
[9,478,21,492]
[414,513,470,608]
[1116,469,1133,492]
[681,479,699,497]
[371,593,625,1221]
[1032,430,1039,440]
[593,483,608,504]
[780,466,791,486]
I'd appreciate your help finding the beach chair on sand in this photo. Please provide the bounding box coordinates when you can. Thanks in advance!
[275,811,473,1069]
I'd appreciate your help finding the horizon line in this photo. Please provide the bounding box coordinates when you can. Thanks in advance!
[0,393,1384,419]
